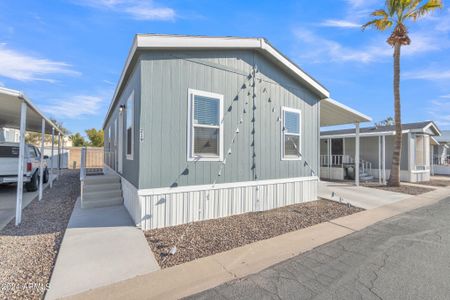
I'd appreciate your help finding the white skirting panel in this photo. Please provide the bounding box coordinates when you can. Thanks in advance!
[138,176,319,230]
[121,176,140,225]
[434,165,450,175]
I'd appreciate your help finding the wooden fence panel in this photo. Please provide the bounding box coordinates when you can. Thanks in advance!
[68,147,104,169]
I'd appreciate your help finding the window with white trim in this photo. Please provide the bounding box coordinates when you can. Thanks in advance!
[126,91,134,160]
[188,89,223,161]
[282,107,301,160]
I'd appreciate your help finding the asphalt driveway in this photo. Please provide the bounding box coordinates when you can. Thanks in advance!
[190,196,450,300]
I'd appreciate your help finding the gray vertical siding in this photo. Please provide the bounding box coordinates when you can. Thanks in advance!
[103,61,141,188]
[138,50,321,189]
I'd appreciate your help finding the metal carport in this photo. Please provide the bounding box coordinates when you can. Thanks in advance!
[0,87,63,225]
[320,98,372,186]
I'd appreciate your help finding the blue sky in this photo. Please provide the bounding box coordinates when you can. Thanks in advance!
[0,0,449,135]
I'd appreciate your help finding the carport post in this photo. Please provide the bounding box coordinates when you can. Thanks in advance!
[378,136,382,184]
[15,100,27,226]
[327,138,331,179]
[355,122,360,186]
[50,127,54,188]
[39,118,45,201]
[382,135,386,184]
[431,145,434,176]
[58,132,61,177]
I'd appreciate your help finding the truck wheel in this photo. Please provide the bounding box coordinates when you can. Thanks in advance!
[43,168,49,183]
[25,172,39,192]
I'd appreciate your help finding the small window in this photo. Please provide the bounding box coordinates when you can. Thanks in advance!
[188,89,223,161]
[28,146,37,158]
[114,118,118,147]
[282,107,301,160]
[126,92,134,160]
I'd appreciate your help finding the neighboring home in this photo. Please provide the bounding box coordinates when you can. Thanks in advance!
[0,127,20,142]
[320,121,441,183]
[101,34,370,230]
[433,130,450,175]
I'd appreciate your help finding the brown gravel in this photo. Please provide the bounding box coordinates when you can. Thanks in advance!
[0,170,80,300]
[145,200,363,269]
[361,182,434,195]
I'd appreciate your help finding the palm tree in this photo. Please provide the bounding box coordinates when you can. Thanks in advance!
[363,0,443,187]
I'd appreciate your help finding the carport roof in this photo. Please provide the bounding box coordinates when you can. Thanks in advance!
[0,87,62,135]
[320,98,372,127]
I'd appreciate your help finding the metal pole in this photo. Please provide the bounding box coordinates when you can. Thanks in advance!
[58,132,61,177]
[328,138,331,179]
[378,136,382,184]
[50,127,54,188]
[15,101,27,226]
[382,135,386,184]
[355,123,360,186]
[39,119,45,201]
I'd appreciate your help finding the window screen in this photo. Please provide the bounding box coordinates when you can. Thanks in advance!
[283,108,301,159]
[189,90,223,160]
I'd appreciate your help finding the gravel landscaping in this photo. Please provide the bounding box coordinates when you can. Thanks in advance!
[361,182,434,195]
[0,170,80,300]
[145,199,363,269]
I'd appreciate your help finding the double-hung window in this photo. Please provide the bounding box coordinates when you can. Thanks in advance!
[188,89,224,161]
[126,91,134,160]
[282,107,301,160]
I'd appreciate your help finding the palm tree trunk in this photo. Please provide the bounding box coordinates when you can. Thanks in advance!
[388,42,402,187]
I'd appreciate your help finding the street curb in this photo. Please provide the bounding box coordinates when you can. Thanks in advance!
[64,189,449,300]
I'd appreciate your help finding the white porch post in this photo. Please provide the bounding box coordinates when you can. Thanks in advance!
[39,119,45,201]
[50,127,54,188]
[355,122,360,186]
[431,145,435,175]
[58,132,61,177]
[15,100,27,226]
[378,136,382,184]
[382,135,386,184]
[328,138,331,179]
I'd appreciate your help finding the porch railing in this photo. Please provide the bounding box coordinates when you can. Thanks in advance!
[320,154,372,176]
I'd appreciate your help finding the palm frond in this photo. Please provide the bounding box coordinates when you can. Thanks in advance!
[362,19,393,31]
[407,0,443,20]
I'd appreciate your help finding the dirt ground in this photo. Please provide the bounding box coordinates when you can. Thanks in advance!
[145,199,363,269]
[0,170,80,300]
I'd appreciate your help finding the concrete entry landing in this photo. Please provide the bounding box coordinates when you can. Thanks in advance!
[46,199,160,300]
[319,180,410,209]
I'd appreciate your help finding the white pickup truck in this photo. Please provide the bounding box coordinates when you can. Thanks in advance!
[0,142,50,192]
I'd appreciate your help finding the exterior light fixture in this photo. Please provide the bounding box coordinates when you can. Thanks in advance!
[119,104,125,112]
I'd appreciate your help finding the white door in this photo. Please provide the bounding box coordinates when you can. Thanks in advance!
[118,111,124,173]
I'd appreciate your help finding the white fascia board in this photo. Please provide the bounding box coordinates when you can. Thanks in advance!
[423,122,441,136]
[259,40,329,98]
[103,35,330,127]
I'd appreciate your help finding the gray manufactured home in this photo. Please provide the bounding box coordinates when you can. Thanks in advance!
[101,34,370,230]
[320,121,441,183]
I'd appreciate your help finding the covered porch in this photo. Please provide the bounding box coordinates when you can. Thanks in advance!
[320,98,372,186]
[0,87,64,226]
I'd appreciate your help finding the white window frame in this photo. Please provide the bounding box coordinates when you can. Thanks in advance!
[126,91,134,160]
[281,106,302,161]
[187,88,224,162]
[114,117,118,147]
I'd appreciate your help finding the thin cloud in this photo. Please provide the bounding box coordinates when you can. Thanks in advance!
[441,94,450,99]
[0,44,79,82]
[319,19,361,28]
[74,0,176,21]
[404,69,450,80]
[428,98,450,126]
[41,95,104,119]
[293,28,390,63]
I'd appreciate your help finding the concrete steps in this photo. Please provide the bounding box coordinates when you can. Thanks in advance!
[81,174,123,209]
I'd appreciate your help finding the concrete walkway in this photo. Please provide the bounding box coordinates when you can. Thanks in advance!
[319,180,411,209]
[0,176,53,230]
[65,188,450,300]
[46,199,160,300]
